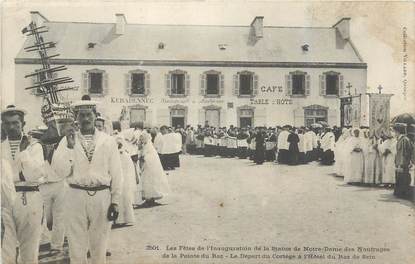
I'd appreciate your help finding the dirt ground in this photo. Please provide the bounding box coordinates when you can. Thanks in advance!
[104,155,414,264]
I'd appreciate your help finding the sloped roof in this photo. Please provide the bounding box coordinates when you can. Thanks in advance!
[16,21,364,64]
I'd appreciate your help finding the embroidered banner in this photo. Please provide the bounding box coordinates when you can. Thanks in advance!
[368,93,393,138]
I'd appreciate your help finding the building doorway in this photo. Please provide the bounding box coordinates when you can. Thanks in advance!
[303,105,328,126]
[169,105,187,129]
[237,106,255,128]
[129,106,147,125]
[205,109,220,128]
[240,117,252,128]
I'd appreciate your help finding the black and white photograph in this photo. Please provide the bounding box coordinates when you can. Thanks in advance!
[1,0,414,263]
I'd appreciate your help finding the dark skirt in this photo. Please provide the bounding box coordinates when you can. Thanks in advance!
[298,152,307,164]
[321,150,334,165]
[265,150,275,162]
[278,149,288,164]
[394,170,412,199]
[254,148,265,164]
[287,149,299,165]
[238,147,248,159]
[226,148,237,158]
[158,154,168,170]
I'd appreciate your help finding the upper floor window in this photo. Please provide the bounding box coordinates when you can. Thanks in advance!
[233,71,259,97]
[166,70,190,97]
[320,71,344,96]
[126,70,150,96]
[82,69,108,96]
[200,70,224,97]
[285,70,310,96]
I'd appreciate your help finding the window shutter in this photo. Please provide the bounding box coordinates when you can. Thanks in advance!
[165,74,171,96]
[103,72,108,95]
[253,74,259,96]
[285,74,292,96]
[339,75,344,96]
[185,73,190,96]
[305,74,311,96]
[200,74,206,96]
[319,75,326,96]
[219,74,225,96]
[145,73,151,96]
[125,73,131,95]
[82,72,89,94]
[233,74,239,96]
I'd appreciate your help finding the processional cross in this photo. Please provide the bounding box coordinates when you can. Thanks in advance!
[377,85,383,94]
[346,82,352,96]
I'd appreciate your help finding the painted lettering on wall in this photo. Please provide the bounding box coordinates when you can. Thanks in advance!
[250,98,293,105]
[110,97,154,104]
[260,85,283,93]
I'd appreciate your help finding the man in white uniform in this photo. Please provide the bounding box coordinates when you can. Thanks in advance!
[1,105,45,264]
[51,100,122,264]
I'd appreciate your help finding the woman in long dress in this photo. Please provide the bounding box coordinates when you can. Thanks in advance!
[139,132,170,207]
[378,130,397,186]
[363,131,382,185]
[114,135,136,225]
[344,128,364,184]
[334,128,350,176]
[287,128,300,165]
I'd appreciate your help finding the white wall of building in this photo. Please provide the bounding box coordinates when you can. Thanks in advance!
[15,63,367,130]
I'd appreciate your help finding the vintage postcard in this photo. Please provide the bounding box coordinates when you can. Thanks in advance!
[1,0,414,263]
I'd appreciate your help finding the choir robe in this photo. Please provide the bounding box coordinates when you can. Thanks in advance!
[297,134,306,164]
[237,134,249,159]
[287,133,300,165]
[344,136,364,184]
[160,133,179,169]
[304,131,314,162]
[378,138,396,184]
[363,137,382,184]
[277,130,290,164]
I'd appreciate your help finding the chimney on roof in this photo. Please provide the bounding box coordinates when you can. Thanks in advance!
[250,16,264,39]
[30,11,48,26]
[333,17,351,40]
[115,13,127,35]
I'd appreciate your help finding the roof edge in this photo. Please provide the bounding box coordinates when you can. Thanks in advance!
[15,58,368,69]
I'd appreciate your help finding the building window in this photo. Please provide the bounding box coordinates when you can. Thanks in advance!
[320,71,343,96]
[166,70,190,97]
[89,72,103,94]
[200,70,224,97]
[126,70,150,96]
[292,74,305,95]
[82,69,107,96]
[206,74,219,95]
[233,71,258,97]
[326,75,338,95]
[131,73,145,95]
[240,74,253,95]
[285,71,310,97]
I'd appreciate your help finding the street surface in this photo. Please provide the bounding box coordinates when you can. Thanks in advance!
[43,155,415,264]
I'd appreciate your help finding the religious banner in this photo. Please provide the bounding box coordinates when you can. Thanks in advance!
[368,93,393,138]
[340,95,361,127]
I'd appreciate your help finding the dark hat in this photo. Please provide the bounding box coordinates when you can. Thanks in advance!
[1,105,26,118]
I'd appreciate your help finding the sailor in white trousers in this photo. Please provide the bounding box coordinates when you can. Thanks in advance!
[51,100,122,264]
[1,105,45,264]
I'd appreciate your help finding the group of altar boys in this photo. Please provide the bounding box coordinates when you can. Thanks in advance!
[183,123,415,199]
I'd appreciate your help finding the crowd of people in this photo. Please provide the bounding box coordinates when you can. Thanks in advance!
[1,95,414,264]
